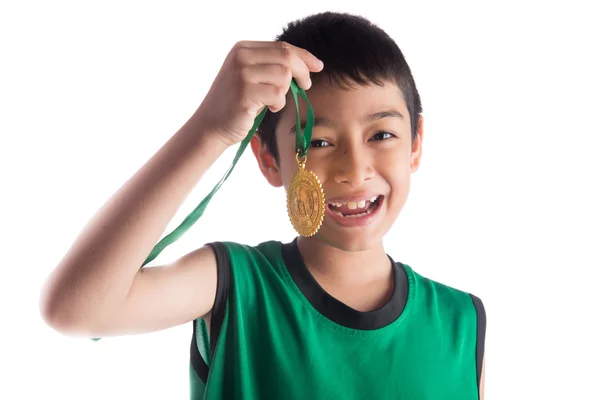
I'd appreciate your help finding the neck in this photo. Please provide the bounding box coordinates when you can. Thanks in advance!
[296,236,391,285]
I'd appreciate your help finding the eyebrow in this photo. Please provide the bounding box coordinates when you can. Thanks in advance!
[289,110,404,133]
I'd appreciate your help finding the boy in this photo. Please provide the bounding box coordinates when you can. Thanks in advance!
[40,11,486,399]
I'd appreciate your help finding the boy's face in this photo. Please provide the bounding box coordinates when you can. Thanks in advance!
[252,80,423,252]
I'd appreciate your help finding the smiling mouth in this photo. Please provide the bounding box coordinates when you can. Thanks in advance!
[327,195,383,218]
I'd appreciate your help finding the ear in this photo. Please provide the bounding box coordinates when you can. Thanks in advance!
[250,134,283,187]
[410,115,424,173]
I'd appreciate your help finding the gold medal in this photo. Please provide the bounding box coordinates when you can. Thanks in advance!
[287,153,325,237]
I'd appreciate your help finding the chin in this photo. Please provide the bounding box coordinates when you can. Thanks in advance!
[313,226,386,253]
[318,200,401,251]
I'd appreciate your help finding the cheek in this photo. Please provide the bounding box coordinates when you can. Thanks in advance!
[378,145,410,170]
[280,163,298,190]
[274,132,299,184]
[377,149,413,198]
[278,151,303,190]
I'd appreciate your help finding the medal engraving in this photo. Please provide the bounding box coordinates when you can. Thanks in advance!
[287,164,325,237]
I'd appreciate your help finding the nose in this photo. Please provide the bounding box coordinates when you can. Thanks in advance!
[332,143,374,186]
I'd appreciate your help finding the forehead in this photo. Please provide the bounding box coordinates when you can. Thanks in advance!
[278,80,409,134]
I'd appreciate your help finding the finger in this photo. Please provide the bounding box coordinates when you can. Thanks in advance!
[274,41,324,74]
[237,46,313,90]
[236,41,323,73]
[234,40,279,48]
[271,42,324,90]
[237,42,323,88]
[235,38,322,72]
[246,82,287,113]
[241,64,292,87]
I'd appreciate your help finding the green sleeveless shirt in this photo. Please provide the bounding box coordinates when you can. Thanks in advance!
[189,239,486,399]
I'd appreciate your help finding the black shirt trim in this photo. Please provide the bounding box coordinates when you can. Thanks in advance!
[190,319,209,383]
[192,239,481,388]
[281,238,408,330]
[470,294,486,392]
[207,242,231,358]
[189,242,231,383]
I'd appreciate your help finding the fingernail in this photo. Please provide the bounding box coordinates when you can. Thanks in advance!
[316,59,324,69]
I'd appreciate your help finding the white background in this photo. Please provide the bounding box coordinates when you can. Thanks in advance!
[1,1,599,399]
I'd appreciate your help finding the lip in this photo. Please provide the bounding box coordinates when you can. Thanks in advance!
[324,195,384,228]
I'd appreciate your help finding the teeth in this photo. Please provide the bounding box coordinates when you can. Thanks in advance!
[330,200,378,218]
[328,196,380,208]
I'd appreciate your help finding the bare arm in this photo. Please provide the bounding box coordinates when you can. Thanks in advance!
[480,354,485,399]
[39,113,227,337]
[39,40,323,338]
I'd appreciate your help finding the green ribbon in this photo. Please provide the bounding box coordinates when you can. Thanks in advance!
[91,79,313,341]
[290,80,314,158]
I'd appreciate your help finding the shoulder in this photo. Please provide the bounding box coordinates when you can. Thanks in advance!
[409,267,483,310]
[199,240,285,348]
[207,240,284,266]
[407,266,486,334]
[407,266,487,387]
[205,240,287,286]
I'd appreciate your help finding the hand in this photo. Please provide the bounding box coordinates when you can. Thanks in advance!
[193,41,324,147]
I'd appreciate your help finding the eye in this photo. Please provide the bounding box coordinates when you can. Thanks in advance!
[310,139,331,148]
[370,131,396,141]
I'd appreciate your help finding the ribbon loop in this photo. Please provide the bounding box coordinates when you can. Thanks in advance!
[290,80,314,158]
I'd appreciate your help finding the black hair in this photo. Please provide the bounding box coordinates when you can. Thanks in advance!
[257,11,423,161]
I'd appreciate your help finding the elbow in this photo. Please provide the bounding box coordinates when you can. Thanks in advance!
[38,273,117,338]
[39,281,89,337]
[39,298,99,338]
[39,291,115,339]
[39,285,73,335]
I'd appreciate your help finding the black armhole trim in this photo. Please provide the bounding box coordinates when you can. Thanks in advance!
[190,319,209,383]
[207,242,231,359]
[470,294,486,393]
[189,242,231,383]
